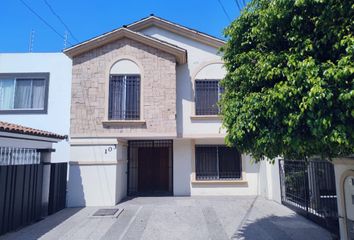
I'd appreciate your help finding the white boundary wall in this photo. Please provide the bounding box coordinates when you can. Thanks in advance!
[67,139,127,207]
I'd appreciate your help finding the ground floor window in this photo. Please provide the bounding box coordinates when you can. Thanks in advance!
[195,145,242,180]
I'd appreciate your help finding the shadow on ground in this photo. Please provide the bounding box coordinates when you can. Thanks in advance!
[232,214,336,240]
[0,208,82,240]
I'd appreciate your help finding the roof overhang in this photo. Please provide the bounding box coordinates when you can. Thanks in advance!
[127,16,226,48]
[0,131,63,143]
[64,28,187,64]
[0,121,66,141]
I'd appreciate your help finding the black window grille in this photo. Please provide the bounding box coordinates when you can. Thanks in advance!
[195,145,241,180]
[195,80,224,115]
[109,74,140,120]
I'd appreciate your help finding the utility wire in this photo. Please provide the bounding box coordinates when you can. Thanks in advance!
[217,0,232,22]
[43,0,79,43]
[234,0,242,12]
[242,0,247,7]
[19,0,72,45]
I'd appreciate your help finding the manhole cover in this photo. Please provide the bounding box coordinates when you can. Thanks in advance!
[93,208,119,216]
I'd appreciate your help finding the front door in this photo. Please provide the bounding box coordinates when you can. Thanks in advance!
[127,140,173,196]
[138,147,169,193]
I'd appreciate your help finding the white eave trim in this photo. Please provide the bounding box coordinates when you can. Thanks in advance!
[127,16,226,48]
[64,28,187,64]
[0,131,62,143]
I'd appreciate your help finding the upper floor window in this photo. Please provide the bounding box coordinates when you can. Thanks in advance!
[194,63,226,116]
[0,73,49,114]
[195,80,224,115]
[109,75,140,120]
[108,59,141,120]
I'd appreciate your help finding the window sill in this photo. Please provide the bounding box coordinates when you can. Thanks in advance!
[191,179,248,185]
[102,120,146,126]
[0,109,47,114]
[190,115,221,120]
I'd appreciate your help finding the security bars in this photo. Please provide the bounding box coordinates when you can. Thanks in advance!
[109,74,140,120]
[279,159,339,236]
[195,80,224,115]
[0,147,40,165]
[128,140,173,196]
[195,145,242,180]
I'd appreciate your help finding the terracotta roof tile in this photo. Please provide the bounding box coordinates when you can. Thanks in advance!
[0,121,66,140]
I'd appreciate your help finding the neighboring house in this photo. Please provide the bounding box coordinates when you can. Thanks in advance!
[64,15,280,207]
[0,121,66,235]
[0,53,72,163]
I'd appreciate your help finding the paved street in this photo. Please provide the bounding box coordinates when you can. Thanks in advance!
[0,196,332,240]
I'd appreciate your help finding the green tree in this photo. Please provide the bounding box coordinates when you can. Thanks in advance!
[220,0,354,162]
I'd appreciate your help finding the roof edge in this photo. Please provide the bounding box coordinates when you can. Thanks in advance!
[0,121,66,140]
[64,28,187,64]
[127,16,226,48]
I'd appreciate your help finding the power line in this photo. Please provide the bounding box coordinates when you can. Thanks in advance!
[234,0,242,12]
[19,0,72,45]
[242,0,247,7]
[217,0,232,22]
[43,0,79,43]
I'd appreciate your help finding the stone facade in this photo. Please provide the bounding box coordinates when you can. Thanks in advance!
[70,38,177,137]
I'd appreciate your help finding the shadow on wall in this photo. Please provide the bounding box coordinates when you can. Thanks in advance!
[67,165,86,207]
[243,155,260,174]
[232,214,333,240]
[116,161,128,204]
[176,64,192,136]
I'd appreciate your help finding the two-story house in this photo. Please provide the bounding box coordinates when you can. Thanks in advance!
[0,53,72,163]
[64,15,267,207]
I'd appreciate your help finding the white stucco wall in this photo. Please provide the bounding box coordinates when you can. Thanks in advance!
[258,159,281,203]
[173,139,192,195]
[67,140,127,207]
[0,53,72,163]
[333,159,354,240]
[140,27,225,138]
[116,144,128,203]
[195,63,226,79]
[68,163,117,207]
[110,59,140,74]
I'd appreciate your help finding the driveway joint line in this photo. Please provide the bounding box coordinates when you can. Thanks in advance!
[117,206,143,240]
[232,196,258,238]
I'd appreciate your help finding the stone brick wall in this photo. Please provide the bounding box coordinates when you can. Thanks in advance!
[70,38,177,137]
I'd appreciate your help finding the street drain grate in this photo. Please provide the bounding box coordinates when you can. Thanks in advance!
[93,208,119,217]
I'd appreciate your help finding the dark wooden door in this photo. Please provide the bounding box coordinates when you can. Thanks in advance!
[138,147,169,193]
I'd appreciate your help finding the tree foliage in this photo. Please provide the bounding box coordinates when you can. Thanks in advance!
[220,0,354,161]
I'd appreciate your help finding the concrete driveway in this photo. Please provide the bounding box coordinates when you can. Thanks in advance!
[0,196,332,240]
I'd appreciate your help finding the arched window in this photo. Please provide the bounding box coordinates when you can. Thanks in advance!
[194,63,226,115]
[109,59,141,120]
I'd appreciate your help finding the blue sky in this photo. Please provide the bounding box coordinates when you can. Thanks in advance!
[0,0,247,53]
